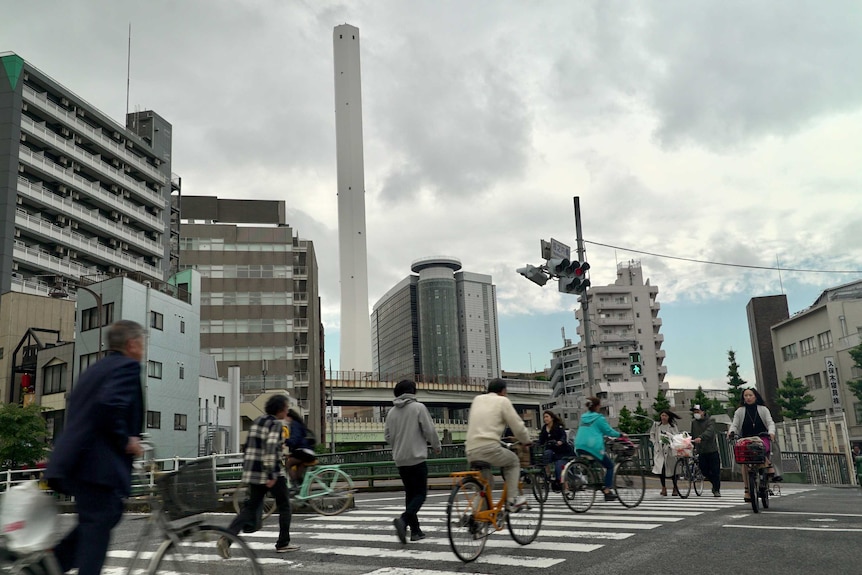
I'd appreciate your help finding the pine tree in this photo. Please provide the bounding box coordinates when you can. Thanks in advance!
[692,386,725,416]
[618,405,635,434]
[776,371,815,420]
[633,401,653,434]
[847,342,862,403]
[726,349,748,414]
[651,390,671,420]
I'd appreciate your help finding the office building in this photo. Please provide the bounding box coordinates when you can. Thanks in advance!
[575,260,667,401]
[178,196,323,435]
[746,295,790,419]
[770,279,862,442]
[371,256,501,381]
[0,52,179,300]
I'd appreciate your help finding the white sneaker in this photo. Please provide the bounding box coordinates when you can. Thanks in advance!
[506,495,528,512]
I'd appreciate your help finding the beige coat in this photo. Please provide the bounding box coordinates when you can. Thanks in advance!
[650,422,679,476]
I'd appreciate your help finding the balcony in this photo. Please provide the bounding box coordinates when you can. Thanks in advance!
[18,147,164,231]
[13,239,94,277]
[22,85,167,186]
[17,177,162,256]
[293,266,307,278]
[594,300,630,311]
[294,318,309,331]
[293,345,309,359]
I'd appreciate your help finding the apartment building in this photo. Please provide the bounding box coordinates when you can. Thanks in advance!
[770,279,862,442]
[178,196,323,435]
[575,260,667,402]
[0,52,179,300]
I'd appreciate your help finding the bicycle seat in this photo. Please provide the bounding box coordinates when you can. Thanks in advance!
[576,449,597,461]
[470,461,492,471]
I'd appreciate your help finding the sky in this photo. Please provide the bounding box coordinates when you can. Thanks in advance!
[4,1,861,391]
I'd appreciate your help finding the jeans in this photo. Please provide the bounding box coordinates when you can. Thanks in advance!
[543,449,566,482]
[398,461,429,534]
[227,476,292,548]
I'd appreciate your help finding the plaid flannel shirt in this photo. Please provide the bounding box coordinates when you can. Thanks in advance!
[241,414,285,485]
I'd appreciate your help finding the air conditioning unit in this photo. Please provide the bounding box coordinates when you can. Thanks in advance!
[75,108,84,117]
[123,165,131,173]
[55,215,68,225]
[110,184,120,193]
[74,136,83,145]
[112,131,121,140]
[108,266,121,274]
[21,103,28,112]
[121,191,130,199]
[69,250,78,259]
[71,162,80,172]
[16,196,23,205]
[109,238,120,247]
[120,216,130,224]
[14,230,20,238]
[111,158,121,168]
[121,242,129,250]
[70,221,78,229]
[71,191,80,201]
[61,127,71,137]
[54,245,67,256]
[58,156,69,166]
[20,134,27,142]
[61,97,70,106]
[110,211,120,220]
[58,185,68,194]
[12,262,18,271]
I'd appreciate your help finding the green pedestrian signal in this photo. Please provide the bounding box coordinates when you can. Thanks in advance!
[630,363,642,376]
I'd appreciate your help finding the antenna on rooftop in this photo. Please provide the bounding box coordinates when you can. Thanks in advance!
[126,23,131,120]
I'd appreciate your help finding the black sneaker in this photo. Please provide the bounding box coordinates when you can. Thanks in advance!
[410,531,426,542]
[603,492,618,502]
[393,518,407,544]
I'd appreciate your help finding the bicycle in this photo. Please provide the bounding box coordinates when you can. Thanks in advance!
[520,443,554,503]
[673,449,705,498]
[232,457,354,518]
[561,437,645,513]
[445,440,544,563]
[732,434,772,513]
[1,443,262,575]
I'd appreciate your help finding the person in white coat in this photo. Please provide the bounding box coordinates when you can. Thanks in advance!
[650,410,681,496]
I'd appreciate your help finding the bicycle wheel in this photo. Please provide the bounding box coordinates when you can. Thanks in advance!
[528,468,549,503]
[149,524,262,575]
[562,460,595,513]
[693,463,705,496]
[760,470,770,509]
[0,548,62,575]
[446,477,489,563]
[507,479,543,545]
[614,458,645,508]
[748,470,759,513]
[305,468,354,515]
[674,459,692,499]
[232,484,276,520]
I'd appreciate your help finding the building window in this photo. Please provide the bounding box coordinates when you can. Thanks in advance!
[180,320,185,334]
[174,413,187,431]
[79,352,99,373]
[43,364,66,395]
[218,396,225,409]
[818,331,833,350]
[855,403,862,426]
[82,307,99,331]
[800,337,816,356]
[804,373,822,390]
[146,411,161,429]
[781,343,798,361]
[150,311,164,331]
[179,366,185,380]
[148,360,163,379]
[0,347,4,359]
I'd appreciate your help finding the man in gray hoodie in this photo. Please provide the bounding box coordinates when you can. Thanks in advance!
[384,379,441,543]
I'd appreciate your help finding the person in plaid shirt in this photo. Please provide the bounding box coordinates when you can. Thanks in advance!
[218,394,298,556]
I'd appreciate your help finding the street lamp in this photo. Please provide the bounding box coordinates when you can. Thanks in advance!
[50,282,104,358]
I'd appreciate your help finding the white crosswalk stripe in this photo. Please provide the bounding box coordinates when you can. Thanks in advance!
[102,486,812,574]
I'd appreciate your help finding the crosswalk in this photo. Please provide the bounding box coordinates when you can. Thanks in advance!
[105,486,812,574]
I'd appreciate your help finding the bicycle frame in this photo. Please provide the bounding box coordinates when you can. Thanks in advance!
[449,470,508,531]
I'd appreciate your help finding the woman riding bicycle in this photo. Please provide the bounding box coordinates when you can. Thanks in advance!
[574,396,626,502]
[728,387,777,502]
[539,410,572,491]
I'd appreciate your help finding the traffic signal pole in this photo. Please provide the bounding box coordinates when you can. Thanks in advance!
[574,197,596,398]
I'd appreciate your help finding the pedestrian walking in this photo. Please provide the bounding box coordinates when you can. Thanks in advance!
[384,379,441,543]
[690,404,721,497]
[45,320,145,575]
[650,409,681,496]
[218,394,297,557]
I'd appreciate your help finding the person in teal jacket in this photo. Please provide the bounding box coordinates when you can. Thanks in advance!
[574,396,626,501]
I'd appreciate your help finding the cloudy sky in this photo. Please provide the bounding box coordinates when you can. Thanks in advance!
[5,1,861,389]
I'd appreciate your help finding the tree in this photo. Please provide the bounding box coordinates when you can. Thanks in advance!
[776,371,815,420]
[651,390,671,419]
[0,402,48,469]
[692,386,725,416]
[618,405,636,434]
[632,402,653,434]
[726,349,748,414]
[847,342,862,403]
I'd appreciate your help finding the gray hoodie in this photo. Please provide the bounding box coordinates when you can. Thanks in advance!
[384,394,441,467]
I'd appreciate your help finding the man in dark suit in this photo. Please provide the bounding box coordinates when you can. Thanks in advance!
[46,320,145,575]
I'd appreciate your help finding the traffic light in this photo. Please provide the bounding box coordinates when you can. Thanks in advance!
[546,257,570,277]
[629,352,642,376]
[559,260,591,294]
[517,264,549,286]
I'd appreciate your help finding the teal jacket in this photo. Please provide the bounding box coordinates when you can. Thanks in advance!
[574,411,621,459]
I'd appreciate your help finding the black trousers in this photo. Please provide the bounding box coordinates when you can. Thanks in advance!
[398,461,429,534]
[698,450,721,492]
[227,476,292,548]
[54,481,124,575]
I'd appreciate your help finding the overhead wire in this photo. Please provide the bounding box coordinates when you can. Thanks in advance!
[584,240,862,274]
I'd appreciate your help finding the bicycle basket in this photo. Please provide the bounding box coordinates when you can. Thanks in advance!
[609,438,637,457]
[156,458,220,520]
[733,437,766,464]
[529,443,546,466]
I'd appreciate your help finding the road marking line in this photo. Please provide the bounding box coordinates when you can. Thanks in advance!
[246,525,635,540]
[300,545,565,568]
[724,525,862,533]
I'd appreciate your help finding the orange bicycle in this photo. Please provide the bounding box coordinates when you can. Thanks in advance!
[445,441,544,563]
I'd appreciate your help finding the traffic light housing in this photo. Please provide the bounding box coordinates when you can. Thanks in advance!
[559,260,591,294]
[629,352,642,376]
[517,264,549,286]
[546,257,570,277]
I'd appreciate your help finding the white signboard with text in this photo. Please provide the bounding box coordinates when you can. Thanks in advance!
[825,356,842,409]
